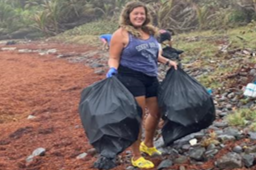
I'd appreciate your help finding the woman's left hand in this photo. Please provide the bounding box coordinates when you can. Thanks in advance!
[166,60,178,70]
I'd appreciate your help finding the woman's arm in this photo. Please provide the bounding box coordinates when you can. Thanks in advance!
[157,47,178,70]
[108,29,127,69]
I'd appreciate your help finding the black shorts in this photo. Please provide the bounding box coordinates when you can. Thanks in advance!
[117,65,159,98]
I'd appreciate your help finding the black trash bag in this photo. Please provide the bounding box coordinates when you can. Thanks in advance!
[79,76,142,169]
[162,46,184,61]
[158,68,215,146]
[93,155,116,170]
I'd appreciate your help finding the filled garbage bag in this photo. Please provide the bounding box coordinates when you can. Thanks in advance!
[158,68,215,146]
[162,46,184,61]
[79,76,142,169]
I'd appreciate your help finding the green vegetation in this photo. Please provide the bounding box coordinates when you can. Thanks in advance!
[172,21,256,88]
[0,0,34,34]
[249,123,256,132]
[1,0,256,37]
[50,20,118,45]
[226,108,256,127]
[201,131,219,147]
[58,20,118,36]
[0,0,130,36]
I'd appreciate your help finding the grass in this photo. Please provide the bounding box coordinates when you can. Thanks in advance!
[50,20,118,45]
[174,23,256,89]
[226,108,256,127]
[226,112,246,127]
[201,131,220,147]
[250,123,256,132]
[52,35,100,46]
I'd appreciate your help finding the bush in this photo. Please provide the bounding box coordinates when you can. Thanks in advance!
[61,20,118,36]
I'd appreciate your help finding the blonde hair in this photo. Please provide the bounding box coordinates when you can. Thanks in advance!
[119,1,158,38]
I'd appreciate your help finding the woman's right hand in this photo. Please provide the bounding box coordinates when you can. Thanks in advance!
[106,67,118,78]
[167,60,178,70]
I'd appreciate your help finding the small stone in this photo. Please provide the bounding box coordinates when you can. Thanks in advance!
[26,155,34,163]
[32,148,46,156]
[87,148,97,156]
[76,152,88,159]
[174,156,188,164]
[233,146,243,153]
[179,165,186,170]
[189,139,197,146]
[94,69,105,75]
[27,115,36,120]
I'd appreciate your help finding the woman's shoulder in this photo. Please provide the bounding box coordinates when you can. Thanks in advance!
[112,28,129,39]
[111,28,129,45]
[114,27,128,34]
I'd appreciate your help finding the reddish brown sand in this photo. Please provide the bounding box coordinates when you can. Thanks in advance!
[0,42,252,170]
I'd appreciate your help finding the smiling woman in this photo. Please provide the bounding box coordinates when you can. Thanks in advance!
[129,6,146,28]
[104,1,177,169]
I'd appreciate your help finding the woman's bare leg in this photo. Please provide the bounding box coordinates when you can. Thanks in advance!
[131,96,145,160]
[144,97,160,147]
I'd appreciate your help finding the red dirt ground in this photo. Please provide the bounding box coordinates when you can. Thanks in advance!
[0,41,252,170]
[0,42,108,170]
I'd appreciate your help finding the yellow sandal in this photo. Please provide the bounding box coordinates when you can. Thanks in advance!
[131,157,154,169]
[140,142,162,156]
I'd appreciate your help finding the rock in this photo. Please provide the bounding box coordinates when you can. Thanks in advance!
[173,155,188,164]
[233,145,243,153]
[1,47,17,51]
[157,159,173,170]
[46,49,57,54]
[188,147,206,161]
[207,144,216,151]
[249,69,256,76]
[32,148,46,156]
[223,127,243,139]
[90,63,104,68]
[27,115,36,120]
[242,154,255,168]
[214,121,228,128]
[18,49,32,53]
[76,152,88,159]
[215,152,243,169]
[126,166,137,170]
[218,134,236,142]
[181,144,191,151]
[6,41,16,45]
[87,148,97,156]
[26,155,34,163]
[179,165,186,170]
[189,138,197,146]
[248,132,256,140]
[205,149,218,158]
[154,136,165,149]
[94,69,105,75]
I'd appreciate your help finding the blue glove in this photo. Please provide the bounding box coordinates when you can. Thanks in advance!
[106,67,117,78]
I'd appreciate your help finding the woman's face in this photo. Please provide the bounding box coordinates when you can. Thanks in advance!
[129,7,146,28]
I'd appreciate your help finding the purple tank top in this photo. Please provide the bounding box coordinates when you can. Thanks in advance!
[120,34,159,77]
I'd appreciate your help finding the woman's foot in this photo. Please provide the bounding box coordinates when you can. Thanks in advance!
[140,142,162,156]
[131,156,154,169]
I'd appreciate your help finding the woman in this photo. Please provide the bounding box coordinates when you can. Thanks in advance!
[159,30,184,64]
[99,34,112,50]
[106,1,177,169]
